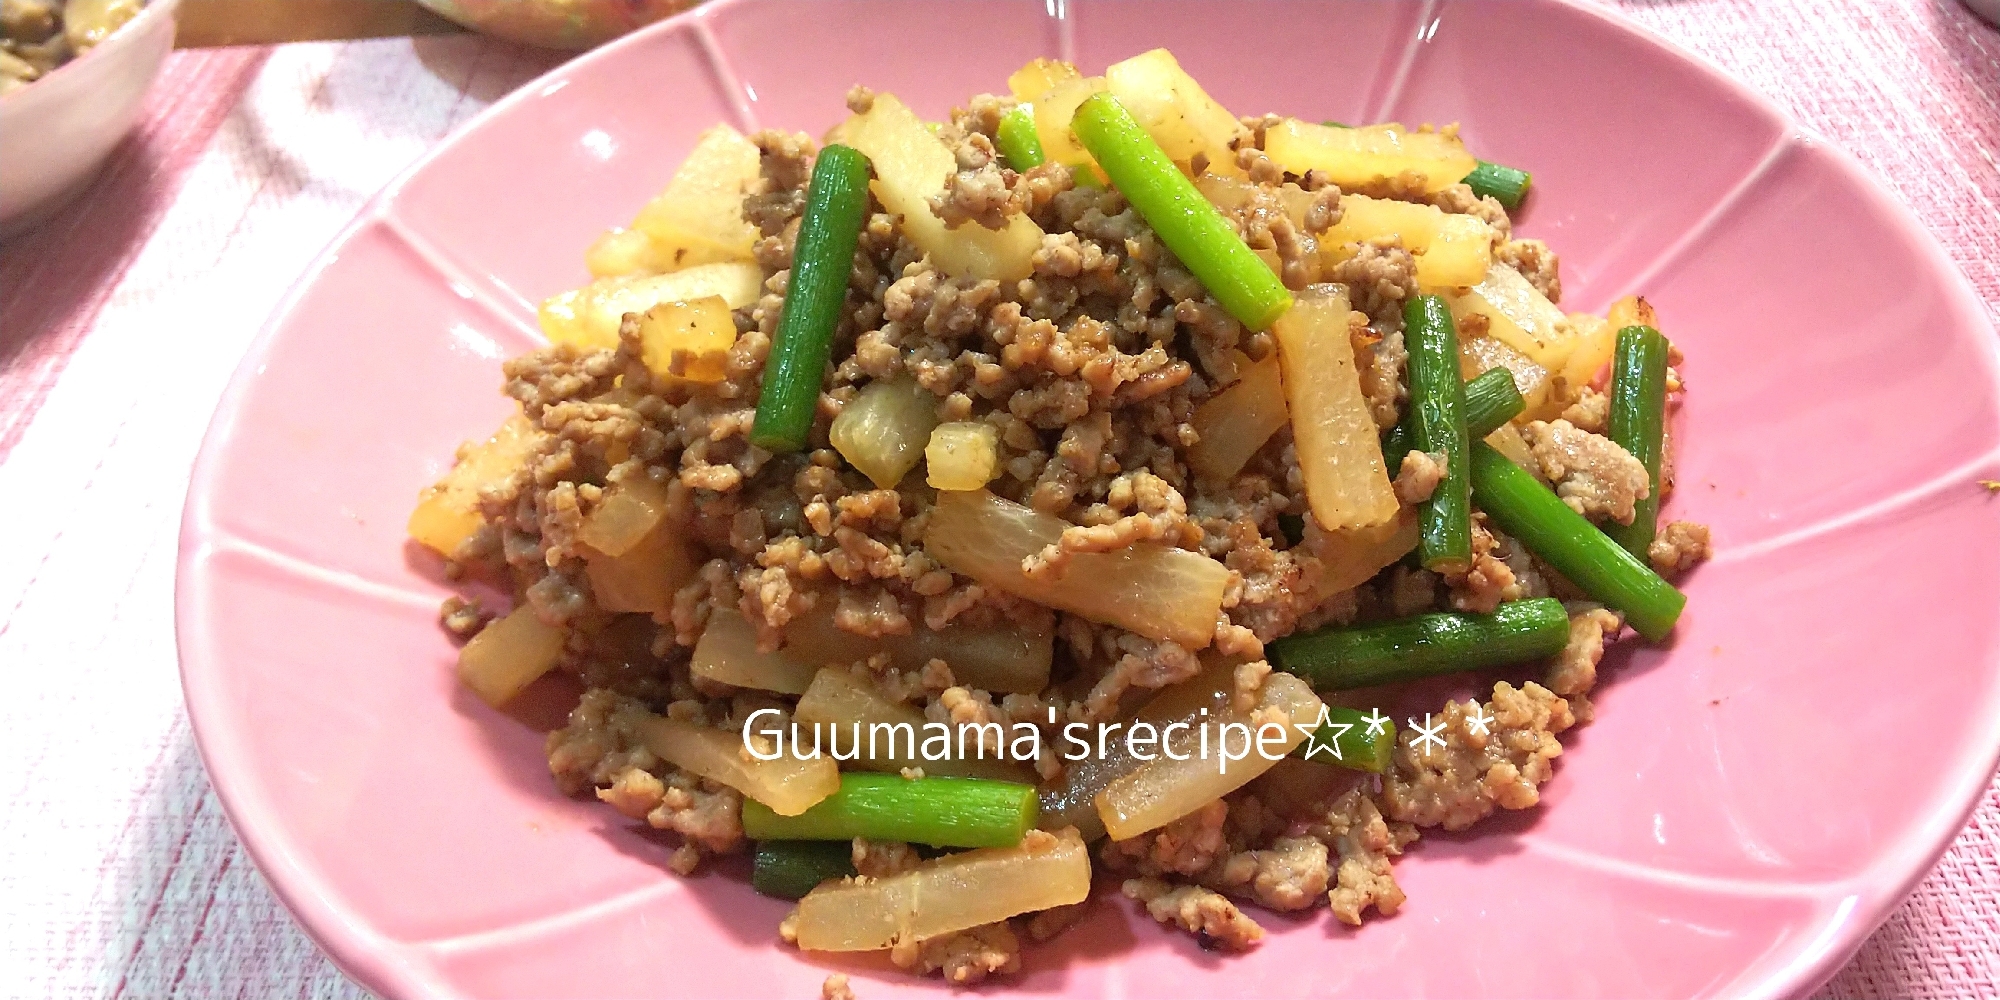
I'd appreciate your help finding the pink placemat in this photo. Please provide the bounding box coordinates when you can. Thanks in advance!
[0,2,1991,997]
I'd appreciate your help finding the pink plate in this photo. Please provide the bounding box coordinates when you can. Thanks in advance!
[176,1,2000,997]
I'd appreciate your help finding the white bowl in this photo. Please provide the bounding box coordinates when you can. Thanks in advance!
[0,0,180,235]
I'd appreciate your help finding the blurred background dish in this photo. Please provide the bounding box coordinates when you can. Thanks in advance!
[413,0,695,49]
[0,0,177,234]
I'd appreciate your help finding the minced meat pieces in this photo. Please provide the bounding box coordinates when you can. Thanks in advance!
[890,922,1022,984]
[1519,419,1650,524]
[1546,606,1623,700]
[1309,789,1418,925]
[1393,449,1447,505]
[1123,878,1265,950]
[1382,681,1574,831]
[1650,520,1713,577]
[1496,239,1562,303]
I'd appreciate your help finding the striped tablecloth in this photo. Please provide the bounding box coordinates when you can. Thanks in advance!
[1,2,1993,996]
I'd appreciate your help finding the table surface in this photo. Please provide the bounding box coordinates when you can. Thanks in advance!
[2,2,1995,997]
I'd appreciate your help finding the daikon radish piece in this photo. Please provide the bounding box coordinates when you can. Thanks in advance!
[585,520,698,616]
[1037,659,1242,841]
[538,263,763,351]
[690,608,821,695]
[1095,672,1323,840]
[577,472,672,558]
[791,669,1038,783]
[1275,286,1398,531]
[457,606,565,707]
[409,412,543,558]
[636,714,838,816]
[1105,48,1244,175]
[924,421,1001,491]
[793,828,1090,951]
[837,93,1044,281]
[635,296,736,383]
[831,377,941,490]
[924,490,1228,649]
[1187,353,1287,482]
[1447,263,1573,371]
[629,124,762,271]
[1304,508,1421,602]
[1264,119,1477,194]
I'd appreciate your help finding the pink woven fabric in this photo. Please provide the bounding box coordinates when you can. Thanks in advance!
[0,3,1991,998]
[0,48,267,464]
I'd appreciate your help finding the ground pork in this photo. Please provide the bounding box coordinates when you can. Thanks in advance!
[890,922,1021,984]
[1323,239,1418,331]
[1427,182,1512,240]
[1078,633,1203,720]
[546,690,746,858]
[1123,878,1265,950]
[438,595,485,638]
[1309,789,1418,925]
[1495,239,1561,303]
[1440,516,1525,613]
[929,127,1027,231]
[1382,681,1574,831]
[1560,386,1609,434]
[1103,799,1229,875]
[1519,419,1650,524]
[852,838,924,878]
[1545,606,1623,700]
[1393,449,1446,505]
[821,973,855,1000]
[1649,520,1713,577]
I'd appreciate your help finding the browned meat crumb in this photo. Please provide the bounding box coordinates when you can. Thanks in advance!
[1231,658,1271,712]
[852,838,923,878]
[1239,835,1331,911]
[821,973,855,1000]
[438,595,485,638]
[1103,799,1229,875]
[1323,239,1419,331]
[1649,521,1713,577]
[1560,386,1610,434]
[1427,182,1512,240]
[890,922,1022,984]
[1519,419,1650,524]
[1545,606,1623,700]
[1496,239,1562,303]
[1078,633,1202,720]
[1439,516,1523,613]
[547,691,745,858]
[1123,878,1265,950]
[929,126,1026,231]
[1393,449,1447,505]
[1381,681,1574,831]
[1309,789,1418,925]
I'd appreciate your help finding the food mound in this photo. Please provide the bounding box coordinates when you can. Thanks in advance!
[412,48,1709,988]
[0,0,142,95]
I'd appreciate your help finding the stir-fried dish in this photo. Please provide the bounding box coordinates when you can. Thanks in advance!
[0,0,142,95]
[412,49,1710,988]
